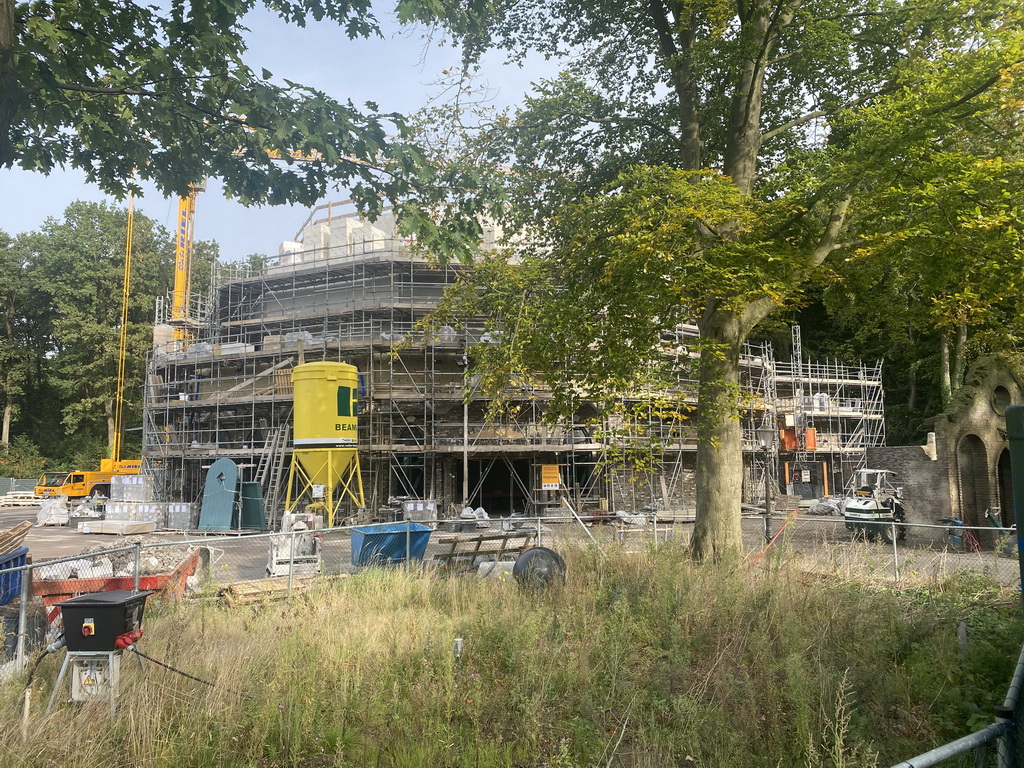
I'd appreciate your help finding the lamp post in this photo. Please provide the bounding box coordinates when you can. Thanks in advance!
[459,352,470,507]
[756,425,776,543]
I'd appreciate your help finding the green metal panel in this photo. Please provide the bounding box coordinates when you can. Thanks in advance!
[239,482,266,531]
[197,458,238,531]
[1005,405,1024,608]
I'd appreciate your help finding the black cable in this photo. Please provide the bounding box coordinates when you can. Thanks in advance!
[129,647,250,698]
[129,647,216,688]
[23,651,49,691]
[22,633,64,691]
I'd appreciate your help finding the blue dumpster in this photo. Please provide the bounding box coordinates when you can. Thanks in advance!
[0,546,28,606]
[351,523,432,566]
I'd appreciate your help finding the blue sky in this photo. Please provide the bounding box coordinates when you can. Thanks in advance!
[0,7,555,261]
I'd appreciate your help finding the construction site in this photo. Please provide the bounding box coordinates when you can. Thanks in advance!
[139,203,887,529]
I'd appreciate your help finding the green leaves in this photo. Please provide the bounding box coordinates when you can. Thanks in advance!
[0,201,215,463]
[1,0,496,261]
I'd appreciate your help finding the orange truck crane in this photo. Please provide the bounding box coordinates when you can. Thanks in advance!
[35,196,143,499]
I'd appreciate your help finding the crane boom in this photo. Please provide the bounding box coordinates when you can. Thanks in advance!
[170,183,203,342]
[111,193,134,464]
[169,153,323,343]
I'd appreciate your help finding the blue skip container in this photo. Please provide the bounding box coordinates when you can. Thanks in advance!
[0,547,28,606]
[351,523,432,566]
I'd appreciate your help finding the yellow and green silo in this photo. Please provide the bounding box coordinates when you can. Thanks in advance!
[285,361,364,526]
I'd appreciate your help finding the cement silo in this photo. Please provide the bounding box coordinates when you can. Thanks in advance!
[285,362,364,525]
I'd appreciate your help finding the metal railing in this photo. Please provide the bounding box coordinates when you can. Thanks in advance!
[889,643,1024,767]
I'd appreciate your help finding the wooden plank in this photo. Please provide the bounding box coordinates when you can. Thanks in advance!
[431,531,536,565]
[219,574,347,606]
[209,357,293,401]
[0,521,32,556]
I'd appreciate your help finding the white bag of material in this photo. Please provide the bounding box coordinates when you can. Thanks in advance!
[76,558,114,579]
[37,559,91,580]
[36,497,70,526]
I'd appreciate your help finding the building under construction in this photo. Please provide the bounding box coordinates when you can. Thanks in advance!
[141,204,886,528]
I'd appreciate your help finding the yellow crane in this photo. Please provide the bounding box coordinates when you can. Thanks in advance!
[108,191,142,473]
[168,183,204,344]
[35,196,142,499]
[168,151,326,341]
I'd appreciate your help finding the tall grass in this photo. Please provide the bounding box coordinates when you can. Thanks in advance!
[0,540,1020,767]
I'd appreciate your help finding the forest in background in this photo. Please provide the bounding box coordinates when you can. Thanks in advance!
[0,200,219,476]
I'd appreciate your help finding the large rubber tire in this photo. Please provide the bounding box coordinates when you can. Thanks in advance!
[513,547,567,588]
[879,523,894,545]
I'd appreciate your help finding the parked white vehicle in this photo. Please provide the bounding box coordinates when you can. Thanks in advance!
[843,469,907,543]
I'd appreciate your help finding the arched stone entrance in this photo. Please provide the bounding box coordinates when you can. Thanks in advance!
[997,448,1014,528]
[956,434,989,527]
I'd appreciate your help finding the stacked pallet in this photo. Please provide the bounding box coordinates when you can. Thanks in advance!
[0,492,39,508]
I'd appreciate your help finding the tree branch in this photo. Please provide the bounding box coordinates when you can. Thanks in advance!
[647,0,701,168]
[761,94,869,141]
[740,192,852,331]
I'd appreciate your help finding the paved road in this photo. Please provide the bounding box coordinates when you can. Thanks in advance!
[0,505,110,561]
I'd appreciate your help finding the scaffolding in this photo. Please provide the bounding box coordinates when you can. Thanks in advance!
[773,326,886,500]
[141,204,885,526]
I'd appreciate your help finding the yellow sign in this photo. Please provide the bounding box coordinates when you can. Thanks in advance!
[540,464,561,490]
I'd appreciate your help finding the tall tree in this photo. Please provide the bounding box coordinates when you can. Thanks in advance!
[20,201,201,459]
[435,0,1024,559]
[825,151,1024,412]
[0,231,32,447]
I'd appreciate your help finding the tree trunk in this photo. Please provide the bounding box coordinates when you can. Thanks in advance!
[106,397,115,453]
[722,0,800,194]
[1,398,9,446]
[690,310,746,561]
[952,321,967,395]
[0,0,25,168]
[939,333,952,408]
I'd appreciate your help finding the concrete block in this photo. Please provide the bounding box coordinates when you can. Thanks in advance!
[78,520,156,535]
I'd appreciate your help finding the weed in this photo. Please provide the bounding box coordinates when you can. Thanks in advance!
[1,543,1020,767]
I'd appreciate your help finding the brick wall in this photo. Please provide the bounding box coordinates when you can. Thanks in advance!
[867,444,949,547]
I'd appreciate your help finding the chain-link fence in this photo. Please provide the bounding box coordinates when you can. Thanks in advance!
[5,512,1019,646]
[2,513,1020,671]
[0,478,37,499]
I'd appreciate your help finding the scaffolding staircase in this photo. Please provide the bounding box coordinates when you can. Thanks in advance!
[255,415,291,529]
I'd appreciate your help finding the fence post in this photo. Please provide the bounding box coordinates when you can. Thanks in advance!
[653,515,658,548]
[537,516,543,548]
[994,704,1013,768]
[891,520,900,583]
[288,528,296,597]
[1006,406,1024,613]
[133,541,142,593]
[405,517,411,572]
[15,563,30,672]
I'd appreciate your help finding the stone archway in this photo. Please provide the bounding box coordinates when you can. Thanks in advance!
[956,434,989,527]
[997,448,1014,528]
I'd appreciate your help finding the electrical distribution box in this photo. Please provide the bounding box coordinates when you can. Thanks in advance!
[56,590,153,652]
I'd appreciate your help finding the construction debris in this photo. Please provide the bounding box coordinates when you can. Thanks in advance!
[34,538,199,580]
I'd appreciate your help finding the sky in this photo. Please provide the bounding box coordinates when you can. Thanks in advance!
[0,7,555,262]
